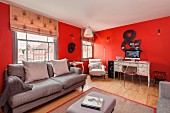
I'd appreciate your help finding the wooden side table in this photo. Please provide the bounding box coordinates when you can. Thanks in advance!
[153,71,167,84]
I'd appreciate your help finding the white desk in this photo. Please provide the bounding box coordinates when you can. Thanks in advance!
[70,61,84,74]
[114,60,150,86]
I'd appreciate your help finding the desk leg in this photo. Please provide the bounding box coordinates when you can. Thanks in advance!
[148,76,150,87]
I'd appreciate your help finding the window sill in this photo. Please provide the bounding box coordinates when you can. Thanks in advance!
[81,58,93,61]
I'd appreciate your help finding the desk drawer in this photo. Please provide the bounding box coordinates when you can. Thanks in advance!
[128,63,138,67]
[119,62,138,67]
[114,62,122,66]
[114,65,122,72]
[138,64,148,68]
[138,68,148,76]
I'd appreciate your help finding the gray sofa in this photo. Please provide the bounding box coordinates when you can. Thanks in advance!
[157,81,170,113]
[3,63,87,113]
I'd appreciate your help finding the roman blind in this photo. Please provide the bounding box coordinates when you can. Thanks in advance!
[81,29,94,42]
[10,5,58,37]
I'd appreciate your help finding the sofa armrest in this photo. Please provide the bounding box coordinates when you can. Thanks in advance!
[159,81,170,99]
[70,67,82,74]
[0,75,33,107]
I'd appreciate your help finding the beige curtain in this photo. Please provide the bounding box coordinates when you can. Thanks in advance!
[10,6,58,37]
[81,29,94,42]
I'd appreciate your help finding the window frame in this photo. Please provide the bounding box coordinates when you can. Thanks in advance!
[81,40,93,61]
[13,32,58,64]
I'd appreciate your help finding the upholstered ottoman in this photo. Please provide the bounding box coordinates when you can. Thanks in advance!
[67,91,116,113]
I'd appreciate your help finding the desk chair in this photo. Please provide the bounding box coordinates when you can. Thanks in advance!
[121,65,141,87]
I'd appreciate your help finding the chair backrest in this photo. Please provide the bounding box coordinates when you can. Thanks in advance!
[89,59,102,64]
[88,59,102,71]
[122,66,137,74]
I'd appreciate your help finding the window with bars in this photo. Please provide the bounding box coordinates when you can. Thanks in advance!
[13,32,57,63]
[82,41,93,59]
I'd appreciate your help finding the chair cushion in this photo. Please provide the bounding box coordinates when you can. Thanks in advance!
[9,79,62,108]
[51,73,87,89]
[89,69,106,76]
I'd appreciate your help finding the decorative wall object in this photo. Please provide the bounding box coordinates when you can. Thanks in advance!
[121,30,142,52]
[10,5,58,37]
[81,29,94,42]
[68,42,75,53]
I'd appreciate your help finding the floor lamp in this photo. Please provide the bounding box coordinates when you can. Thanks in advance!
[84,27,106,66]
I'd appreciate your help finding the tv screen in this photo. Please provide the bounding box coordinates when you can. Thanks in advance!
[125,50,140,59]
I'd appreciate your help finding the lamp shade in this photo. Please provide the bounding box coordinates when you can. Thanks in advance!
[84,27,93,38]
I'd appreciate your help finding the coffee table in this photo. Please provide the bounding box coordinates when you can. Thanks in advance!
[67,91,116,113]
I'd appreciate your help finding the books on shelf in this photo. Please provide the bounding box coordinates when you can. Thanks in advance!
[81,95,104,110]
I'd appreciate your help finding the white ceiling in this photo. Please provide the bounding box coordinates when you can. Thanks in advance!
[1,0,170,31]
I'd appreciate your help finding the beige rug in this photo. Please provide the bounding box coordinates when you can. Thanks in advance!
[47,87,156,113]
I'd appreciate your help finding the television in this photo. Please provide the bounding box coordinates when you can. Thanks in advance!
[125,50,140,60]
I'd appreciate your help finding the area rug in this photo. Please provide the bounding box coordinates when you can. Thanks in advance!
[47,87,156,113]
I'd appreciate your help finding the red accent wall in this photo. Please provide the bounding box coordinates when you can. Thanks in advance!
[0,3,12,93]
[94,16,170,80]
[58,22,81,60]
[58,22,88,72]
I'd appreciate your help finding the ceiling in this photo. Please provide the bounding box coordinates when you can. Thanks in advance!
[1,0,170,31]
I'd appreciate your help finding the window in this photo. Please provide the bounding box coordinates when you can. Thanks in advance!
[82,41,93,59]
[14,32,57,63]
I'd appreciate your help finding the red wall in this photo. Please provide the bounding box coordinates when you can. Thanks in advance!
[0,3,12,92]
[58,22,81,60]
[94,16,170,80]
[58,22,88,72]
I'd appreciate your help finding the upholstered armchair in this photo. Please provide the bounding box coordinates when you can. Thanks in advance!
[88,59,106,78]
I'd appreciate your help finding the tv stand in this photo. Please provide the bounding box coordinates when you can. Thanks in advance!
[114,60,150,86]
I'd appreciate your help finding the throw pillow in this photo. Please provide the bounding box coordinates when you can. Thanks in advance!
[23,61,49,83]
[51,59,70,76]
[89,62,102,69]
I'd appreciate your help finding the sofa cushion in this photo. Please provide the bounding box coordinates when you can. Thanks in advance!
[47,61,71,77]
[47,63,54,77]
[52,59,70,76]
[157,98,170,113]
[23,61,49,83]
[51,73,87,89]
[8,79,62,108]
